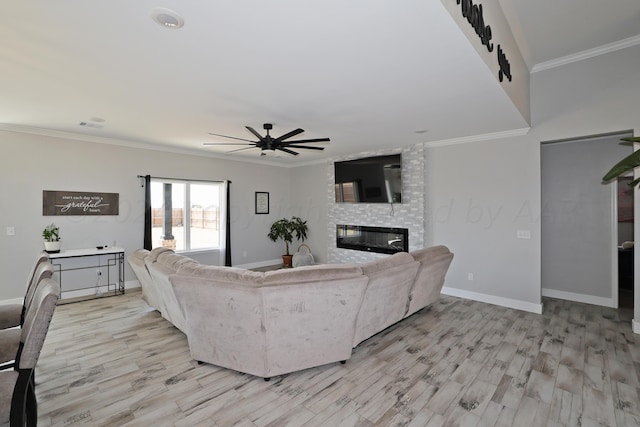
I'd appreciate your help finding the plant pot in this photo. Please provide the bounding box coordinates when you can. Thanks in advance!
[44,241,61,253]
[282,254,293,268]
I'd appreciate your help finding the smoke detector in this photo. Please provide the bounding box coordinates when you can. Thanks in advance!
[151,8,184,29]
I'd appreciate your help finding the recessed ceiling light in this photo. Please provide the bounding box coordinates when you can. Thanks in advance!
[90,117,105,123]
[414,129,429,134]
[151,8,184,29]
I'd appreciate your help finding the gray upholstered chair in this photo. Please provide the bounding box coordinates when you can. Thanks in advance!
[0,252,50,330]
[0,277,60,426]
[0,262,54,370]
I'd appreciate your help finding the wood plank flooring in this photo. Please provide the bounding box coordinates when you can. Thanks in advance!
[33,291,640,426]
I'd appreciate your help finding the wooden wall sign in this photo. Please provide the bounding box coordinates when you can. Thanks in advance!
[43,190,119,216]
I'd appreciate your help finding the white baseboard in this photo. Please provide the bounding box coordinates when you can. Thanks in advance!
[633,319,640,334]
[441,286,543,314]
[234,259,283,270]
[541,288,616,308]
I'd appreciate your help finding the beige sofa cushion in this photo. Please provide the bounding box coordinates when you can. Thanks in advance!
[147,247,173,262]
[177,264,265,286]
[263,264,362,285]
[146,252,199,332]
[127,249,156,307]
[353,252,420,346]
[406,246,454,316]
[170,267,369,378]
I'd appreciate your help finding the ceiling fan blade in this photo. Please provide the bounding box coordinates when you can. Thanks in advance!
[277,147,299,156]
[245,126,266,142]
[274,128,304,143]
[203,142,256,146]
[283,144,325,151]
[282,138,331,144]
[228,146,258,153]
[208,132,256,143]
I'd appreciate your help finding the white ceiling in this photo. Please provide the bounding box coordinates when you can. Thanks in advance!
[1,1,639,165]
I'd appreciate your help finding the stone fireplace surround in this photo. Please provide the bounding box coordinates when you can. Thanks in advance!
[327,144,425,264]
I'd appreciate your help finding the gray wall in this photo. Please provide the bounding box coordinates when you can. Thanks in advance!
[289,162,329,264]
[420,44,640,315]
[541,135,631,301]
[424,135,542,310]
[0,131,292,300]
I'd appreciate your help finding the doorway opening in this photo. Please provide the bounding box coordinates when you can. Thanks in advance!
[540,131,634,309]
[617,176,634,309]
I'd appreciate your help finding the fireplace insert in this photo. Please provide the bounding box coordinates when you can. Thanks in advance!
[336,225,408,254]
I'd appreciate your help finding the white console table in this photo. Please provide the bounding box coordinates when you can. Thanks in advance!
[49,247,125,300]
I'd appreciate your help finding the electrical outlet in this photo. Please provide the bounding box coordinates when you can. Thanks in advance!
[468,273,474,281]
[6,227,15,236]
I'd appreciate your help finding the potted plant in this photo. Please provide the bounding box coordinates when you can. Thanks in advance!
[268,216,308,267]
[42,223,62,253]
[603,136,640,186]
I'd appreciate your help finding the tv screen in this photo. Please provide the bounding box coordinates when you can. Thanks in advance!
[334,154,402,203]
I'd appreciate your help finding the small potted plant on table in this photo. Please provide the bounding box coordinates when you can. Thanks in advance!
[268,216,308,268]
[42,223,62,253]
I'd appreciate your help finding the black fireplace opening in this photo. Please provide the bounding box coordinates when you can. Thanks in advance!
[336,225,409,254]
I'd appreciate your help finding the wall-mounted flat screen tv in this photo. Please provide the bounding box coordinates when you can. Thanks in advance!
[334,154,402,203]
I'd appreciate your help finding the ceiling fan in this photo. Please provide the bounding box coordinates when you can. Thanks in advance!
[204,123,330,156]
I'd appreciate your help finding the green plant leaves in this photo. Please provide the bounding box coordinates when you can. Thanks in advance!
[602,137,640,186]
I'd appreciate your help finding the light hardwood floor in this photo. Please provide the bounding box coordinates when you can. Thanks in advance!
[34,291,640,426]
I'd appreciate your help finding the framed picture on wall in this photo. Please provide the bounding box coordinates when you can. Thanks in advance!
[255,191,269,214]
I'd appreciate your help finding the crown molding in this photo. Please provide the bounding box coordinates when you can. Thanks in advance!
[531,35,640,73]
[0,123,291,167]
[424,127,530,148]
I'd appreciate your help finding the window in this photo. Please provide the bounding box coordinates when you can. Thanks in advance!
[150,179,223,251]
[335,182,359,203]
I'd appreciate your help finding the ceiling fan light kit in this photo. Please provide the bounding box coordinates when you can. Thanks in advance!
[205,123,330,156]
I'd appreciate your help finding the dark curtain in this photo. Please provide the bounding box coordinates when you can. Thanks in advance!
[225,181,232,266]
[143,175,152,250]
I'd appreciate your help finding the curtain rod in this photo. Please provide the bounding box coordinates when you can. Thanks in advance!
[137,175,230,184]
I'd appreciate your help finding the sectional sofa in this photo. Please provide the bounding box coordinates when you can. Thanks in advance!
[128,246,453,378]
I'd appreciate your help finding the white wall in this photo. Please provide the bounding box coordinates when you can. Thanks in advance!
[0,130,292,300]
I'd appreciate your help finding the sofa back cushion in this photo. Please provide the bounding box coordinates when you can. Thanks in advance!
[145,252,198,332]
[147,247,174,262]
[127,249,156,307]
[263,264,362,286]
[353,252,420,346]
[170,266,369,378]
[406,247,454,316]
[155,252,199,273]
[177,264,265,286]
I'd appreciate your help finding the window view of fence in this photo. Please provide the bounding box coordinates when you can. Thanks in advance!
[151,181,222,251]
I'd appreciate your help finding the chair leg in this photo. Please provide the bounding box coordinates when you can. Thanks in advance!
[10,370,32,426]
[26,376,37,425]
